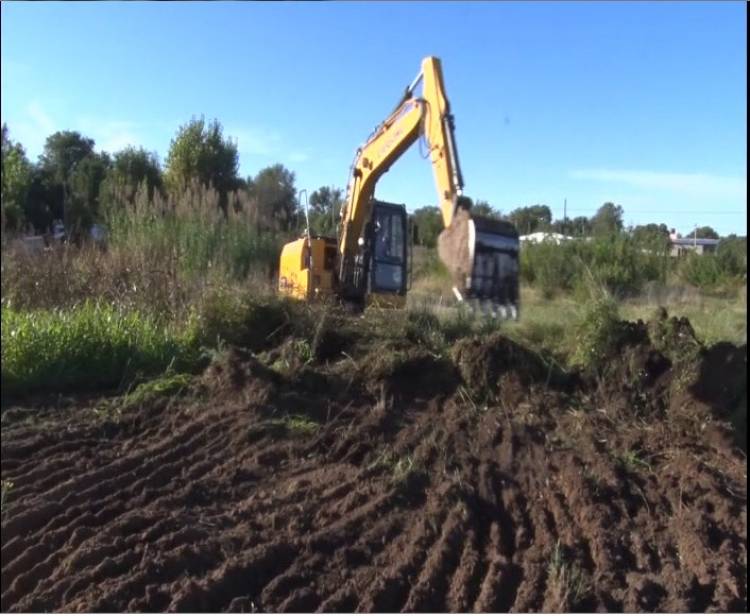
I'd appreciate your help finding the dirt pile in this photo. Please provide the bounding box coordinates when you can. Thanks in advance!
[1,314,746,612]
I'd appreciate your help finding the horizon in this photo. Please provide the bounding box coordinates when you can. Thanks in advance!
[1,0,747,236]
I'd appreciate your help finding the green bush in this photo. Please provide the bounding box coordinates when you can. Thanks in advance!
[571,295,622,369]
[521,235,669,298]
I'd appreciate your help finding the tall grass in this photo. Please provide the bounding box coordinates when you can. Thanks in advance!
[1,301,202,398]
[1,181,286,320]
[105,180,283,282]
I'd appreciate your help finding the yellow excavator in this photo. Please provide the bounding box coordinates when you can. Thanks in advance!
[278,56,520,318]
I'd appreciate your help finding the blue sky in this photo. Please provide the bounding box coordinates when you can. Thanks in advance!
[1,1,746,235]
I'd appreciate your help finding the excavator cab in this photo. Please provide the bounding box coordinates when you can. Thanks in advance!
[338,199,409,309]
[368,200,408,297]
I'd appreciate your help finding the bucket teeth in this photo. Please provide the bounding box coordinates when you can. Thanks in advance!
[457,297,519,321]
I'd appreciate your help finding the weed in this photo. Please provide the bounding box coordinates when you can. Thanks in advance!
[547,541,592,611]
[582,467,604,498]
[265,415,319,437]
[456,385,485,414]
[617,449,653,473]
[1,480,14,517]
[368,449,427,490]
[123,372,193,408]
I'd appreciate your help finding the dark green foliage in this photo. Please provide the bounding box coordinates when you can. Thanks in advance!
[165,116,239,210]
[471,199,503,219]
[307,185,343,236]
[571,295,622,369]
[591,202,624,236]
[23,167,59,231]
[102,146,163,205]
[630,223,670,249]
[411,206,443,247]
[691,225,720,240]
[39,131,96,187]
[508,204,552,234]
[521,234,670,299]
[67,152,111,237]
[1,125,33,232]
[569,216,593,237]
[247,164,298,231]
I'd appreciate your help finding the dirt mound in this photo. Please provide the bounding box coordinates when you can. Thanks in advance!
[578,310,746,438]
[1,314,746,612]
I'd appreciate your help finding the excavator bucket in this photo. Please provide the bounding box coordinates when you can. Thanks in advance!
[437,209,520,318]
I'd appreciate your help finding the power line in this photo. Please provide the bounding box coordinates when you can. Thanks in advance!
[563,209,745,215]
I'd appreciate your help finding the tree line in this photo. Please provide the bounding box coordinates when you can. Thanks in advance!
[411,201,728,249]
[1,117,735,251]
[1,118,345,240]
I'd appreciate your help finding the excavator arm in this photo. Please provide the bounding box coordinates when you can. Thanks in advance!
[337,57,520,315]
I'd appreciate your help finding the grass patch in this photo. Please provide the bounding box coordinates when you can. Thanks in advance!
[1,301,202,398]
[265,414,320,437]
[1,480,14,518]
[616,449,653,473]
[123,372,193,408]
[547,541,592,611]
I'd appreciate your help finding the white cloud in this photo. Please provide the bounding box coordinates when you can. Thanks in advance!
[226,126,282,156]
[570,168,747,201]
[288,151,310,163]
[3,101,59,159]
[26,101,55,134]
[75,118,143,153]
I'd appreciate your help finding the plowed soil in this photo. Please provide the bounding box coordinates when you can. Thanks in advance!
[1,311,747,612]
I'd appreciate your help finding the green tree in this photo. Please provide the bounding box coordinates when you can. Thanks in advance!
[103,146,163,204]
[67,152,111,236]
[39,131,96,187]
[1,125,33,232]
[508,204,552,234]
[692,225,720,240]
[38,130,97,226]
[307,185,343,236]
[24,167,58,232]
[164,116,239,209]
[411,205,443,247]
[716,235,747,278]
[471,199,503,220]
[631,223,670,248]
[568,216,592,237]
[591,202,623,236]
[248,164,298,231]
[551,217,579,236]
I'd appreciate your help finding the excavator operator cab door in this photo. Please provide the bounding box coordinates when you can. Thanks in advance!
[368,200,408,297]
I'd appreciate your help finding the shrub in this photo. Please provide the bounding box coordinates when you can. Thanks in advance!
[571,294,622,369]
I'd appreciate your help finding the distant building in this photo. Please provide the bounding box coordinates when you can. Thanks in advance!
[669,237,720,257]
[519,231,573,244]
[667,228,719,256]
